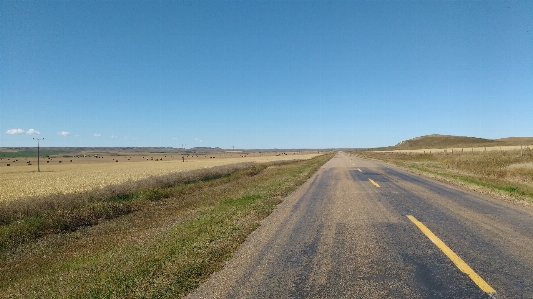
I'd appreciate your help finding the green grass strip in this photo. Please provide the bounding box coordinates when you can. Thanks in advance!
[0,154,334,298]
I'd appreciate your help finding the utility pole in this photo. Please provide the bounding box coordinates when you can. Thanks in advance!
[33,137,44,172]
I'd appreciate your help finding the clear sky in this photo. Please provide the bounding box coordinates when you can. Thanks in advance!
[1,1,532,149]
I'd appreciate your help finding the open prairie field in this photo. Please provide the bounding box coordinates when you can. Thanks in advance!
[0,153,334,298]
[0,151,321,202]
[385,134,533,154]
[377,144,531,154]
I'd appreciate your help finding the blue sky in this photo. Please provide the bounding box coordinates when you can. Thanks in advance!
[1,1,532,149]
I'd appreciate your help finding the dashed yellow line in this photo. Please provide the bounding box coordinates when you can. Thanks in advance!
[358,168,362,172]
[407,215,497,296]
[369,178,380,188]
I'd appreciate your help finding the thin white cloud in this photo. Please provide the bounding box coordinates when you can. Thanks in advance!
[111,135,117,138]
[58,131,70,136]
[6,128,24,135]
[94,133,101,137]
[26,129,40,135]
[195,138,203,143]
[172,137,178,140]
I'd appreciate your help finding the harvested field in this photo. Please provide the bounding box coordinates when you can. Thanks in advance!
[0,154,334,298]
[0,152,321,202]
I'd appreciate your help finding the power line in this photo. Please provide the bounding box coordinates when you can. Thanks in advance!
[33,137,44,172]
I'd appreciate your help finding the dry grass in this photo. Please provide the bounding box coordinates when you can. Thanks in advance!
[0,153,334,298]
[391,134,533,150]
[0,163,259,253]
[354,149,533,202]
[378,145,532,154]
[0,153,320,202]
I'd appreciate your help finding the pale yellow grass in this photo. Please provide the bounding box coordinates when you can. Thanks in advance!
[0,153,320,202]
[376,145,531,154]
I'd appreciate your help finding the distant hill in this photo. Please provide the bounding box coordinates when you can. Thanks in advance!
[394,134,502,150]
[495,137,533,146]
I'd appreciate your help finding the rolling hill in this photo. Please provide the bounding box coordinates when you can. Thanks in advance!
[392,134,533,150]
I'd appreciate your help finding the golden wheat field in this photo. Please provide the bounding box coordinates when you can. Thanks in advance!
[0,152,321,202]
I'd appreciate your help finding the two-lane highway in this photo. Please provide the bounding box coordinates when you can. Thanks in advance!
[187,152,533,298]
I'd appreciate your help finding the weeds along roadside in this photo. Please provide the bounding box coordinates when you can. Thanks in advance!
[0,161,274,253]
[0,153,334,298]
[353,150,533,204]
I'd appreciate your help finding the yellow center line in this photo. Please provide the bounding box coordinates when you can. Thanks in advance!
[368,178,380,187]
[357,168,362,172]
[407,215,497,296]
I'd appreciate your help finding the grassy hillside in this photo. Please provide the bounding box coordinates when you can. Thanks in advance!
[496,137,533,146]
[391,134,533,150]
[394,134,502,150]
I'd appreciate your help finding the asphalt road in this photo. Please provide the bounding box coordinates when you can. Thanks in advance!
[187,152,533,298]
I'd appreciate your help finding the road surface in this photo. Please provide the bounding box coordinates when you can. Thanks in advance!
[187,152,533,298]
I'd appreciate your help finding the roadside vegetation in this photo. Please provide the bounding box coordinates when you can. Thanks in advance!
[0,153,333,298]
[0,163,256,253]
[354,149,533,203]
